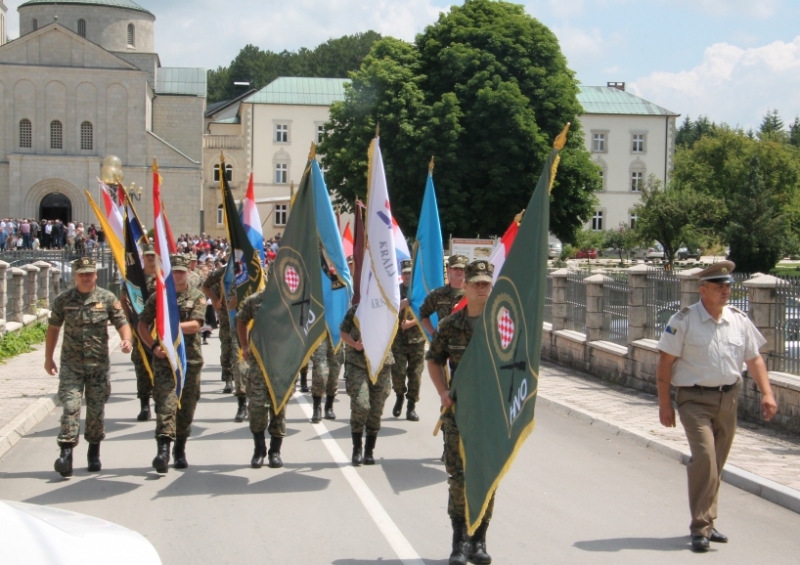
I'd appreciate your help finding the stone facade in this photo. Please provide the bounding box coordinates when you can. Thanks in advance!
[1,1,7,47]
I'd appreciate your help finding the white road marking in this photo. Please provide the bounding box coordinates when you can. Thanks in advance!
[295,393,425,565]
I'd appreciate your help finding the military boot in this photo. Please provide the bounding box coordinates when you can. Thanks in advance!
[87,442,102,473]
[392,393,404,417]
[324,395,336,420]
[299,367,310,393]
[173,438,188,469]
[406,399,419,421]
[223,378,234,394]
[137,397,151,421]
[449,520,470,565]
[251,431,266,468]
[469,519,492,564]
[267,437,283,468]
[234,396,248,422]
[311,395,323,423]
[152,437,171,474]
[364,435,377,465]
[54,443,73,478]
[351,432,363,466]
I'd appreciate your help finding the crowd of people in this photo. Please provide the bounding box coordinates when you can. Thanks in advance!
[0,218,106,252]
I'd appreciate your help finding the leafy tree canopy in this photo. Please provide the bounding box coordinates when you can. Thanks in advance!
[207,32,382,103]
[319,0,600,243]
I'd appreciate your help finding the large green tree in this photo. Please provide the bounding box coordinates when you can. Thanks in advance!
[319,0,599,243]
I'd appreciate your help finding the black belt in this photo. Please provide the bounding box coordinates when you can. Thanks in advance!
[687,384,735,392]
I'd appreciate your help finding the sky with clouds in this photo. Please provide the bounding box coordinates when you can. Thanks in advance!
[4,0,799,129]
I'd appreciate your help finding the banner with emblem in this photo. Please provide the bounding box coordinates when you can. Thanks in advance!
[249,147,327,413]
[451,124,571,535]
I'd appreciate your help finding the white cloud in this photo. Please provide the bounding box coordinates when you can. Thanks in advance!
[630,37,800,128]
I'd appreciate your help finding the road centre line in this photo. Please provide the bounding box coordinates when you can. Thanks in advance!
[295,393,425,565]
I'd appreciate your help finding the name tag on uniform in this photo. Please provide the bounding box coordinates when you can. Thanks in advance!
[64,306,79,310]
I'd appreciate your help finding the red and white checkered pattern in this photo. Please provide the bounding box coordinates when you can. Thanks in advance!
[498,307,515,349]
[285,266,300,293]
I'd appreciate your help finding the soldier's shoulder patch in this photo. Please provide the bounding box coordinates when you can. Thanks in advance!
[113,300,122,310]
[665,325,678,335]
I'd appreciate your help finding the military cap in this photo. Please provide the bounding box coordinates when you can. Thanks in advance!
[170,254,191,272]
[401,259,413,273]
[73,256,97,274]
[465,259,494,283]
[142,243,156,255]
[447,254,469,269]
[698,260,735,283]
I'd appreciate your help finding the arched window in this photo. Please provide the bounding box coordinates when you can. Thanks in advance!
[80,121,93,151]
[32,19,38,32]
[50,120,63,150]
[216,205,224,226]
[19,119,32,149]
[213,164,233,183]
[77,19,86,38]
[127,24,135,47]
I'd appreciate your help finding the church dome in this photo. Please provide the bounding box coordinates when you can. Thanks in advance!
[19,1,152,15]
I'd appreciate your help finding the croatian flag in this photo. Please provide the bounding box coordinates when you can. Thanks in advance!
[97,179,124,245]
[342,223,354,258]
[152,168,188,399]
[243,172,265,263]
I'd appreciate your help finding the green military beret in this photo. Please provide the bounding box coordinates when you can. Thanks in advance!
[465,259,494,283]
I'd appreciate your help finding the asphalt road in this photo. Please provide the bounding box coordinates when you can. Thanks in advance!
[1,338,799,564]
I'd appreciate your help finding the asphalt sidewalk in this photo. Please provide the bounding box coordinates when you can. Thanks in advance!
[1,336,799,516]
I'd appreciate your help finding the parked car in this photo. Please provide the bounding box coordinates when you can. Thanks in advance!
[677,247,702,260]
[574,248,598,259]
[548,241,562,259]
[645,243,665,261]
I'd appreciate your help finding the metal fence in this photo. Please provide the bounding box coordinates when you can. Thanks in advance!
[0,248,116,292]
[565,270,587,333]
[644,270,681,340]
[774,276,800,375]
[599,272,629,346]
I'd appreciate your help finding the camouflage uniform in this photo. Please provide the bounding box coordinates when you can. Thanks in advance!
[49,286,128,446]
[340,305,393,436]
[419,284,465,327]
[391,283,426,402]
[237,290,286,438]
[131,274,156,400]
[202,267,246,393]
[140,286,206,440]
[311,335,344,398]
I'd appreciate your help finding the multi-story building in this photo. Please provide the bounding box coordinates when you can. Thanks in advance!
[0,0,206,235]
[577,82,680,234]
[1,1,7,47]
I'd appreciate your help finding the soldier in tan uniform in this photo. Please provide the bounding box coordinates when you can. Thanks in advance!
[45,257,132,477]
[657,261,777,552]
[419,254,467,337]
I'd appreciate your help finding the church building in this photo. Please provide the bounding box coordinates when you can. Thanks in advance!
[0,0,206,235]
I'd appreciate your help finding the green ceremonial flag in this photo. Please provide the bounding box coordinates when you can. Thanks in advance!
[451,124,571,535]
[249,149,327,414]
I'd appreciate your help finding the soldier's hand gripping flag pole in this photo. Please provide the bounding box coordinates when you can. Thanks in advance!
[450,124,571,535]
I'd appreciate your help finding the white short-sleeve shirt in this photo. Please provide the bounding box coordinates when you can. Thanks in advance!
[657,301,766,387]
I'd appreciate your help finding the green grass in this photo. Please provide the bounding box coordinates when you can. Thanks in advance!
[770,266,800,277]
[0,322,48,363]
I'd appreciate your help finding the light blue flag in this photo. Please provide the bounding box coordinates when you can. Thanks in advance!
[409,168,445,341]
[311,158,352,348]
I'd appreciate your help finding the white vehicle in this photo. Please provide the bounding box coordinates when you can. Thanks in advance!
[1,500,162,565]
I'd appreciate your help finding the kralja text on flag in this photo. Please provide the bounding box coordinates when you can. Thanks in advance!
[409,163,445,339]
[311,155,352,349]
[85,189,125,276]
[249,148,327,414]
[355,136,401,382]
[152,160,188,399]
[220,154,265,312]
[452,124,570,535]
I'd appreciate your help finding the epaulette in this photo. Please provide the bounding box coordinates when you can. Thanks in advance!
[674,307,691,320]
[728,306,747,317]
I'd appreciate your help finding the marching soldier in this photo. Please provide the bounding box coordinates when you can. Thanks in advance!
[419,254,467,338]
[340,304,394,466]
[391,259,426,421]
[138,255,206,473]
[45,256,133,477]
[309,336,344,422]
[237,288,287,468]
[126,243,156,421]
[426,259,495,565]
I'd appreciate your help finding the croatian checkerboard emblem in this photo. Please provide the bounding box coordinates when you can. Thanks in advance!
[497,307,515,350]
[284,265,300,293]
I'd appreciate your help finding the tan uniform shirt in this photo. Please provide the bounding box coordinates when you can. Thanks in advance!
[657,302,765,387]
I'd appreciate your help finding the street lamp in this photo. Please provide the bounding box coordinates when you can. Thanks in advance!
[100,155,142,202]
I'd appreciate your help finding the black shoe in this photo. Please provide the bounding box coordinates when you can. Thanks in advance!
[364,435,377,465]
[406,399,419,421]
[223,379,234,394]
[299,367,310,393]
[311,395,322,423]
[234,396,248,422]
[351,432,363,466]
[251,431,266,468]
[392,394,404,418]
[267,437,283,468]
[324,395,336,419]
[136,397,151,421]
[173,438,188,469]
[709,529,728,543]
[691,536,709,552]
[449,520,470,565]
[54,443,73,477]
[152,437,171,474]
[469,519,492,564]
[87,442,102,473]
